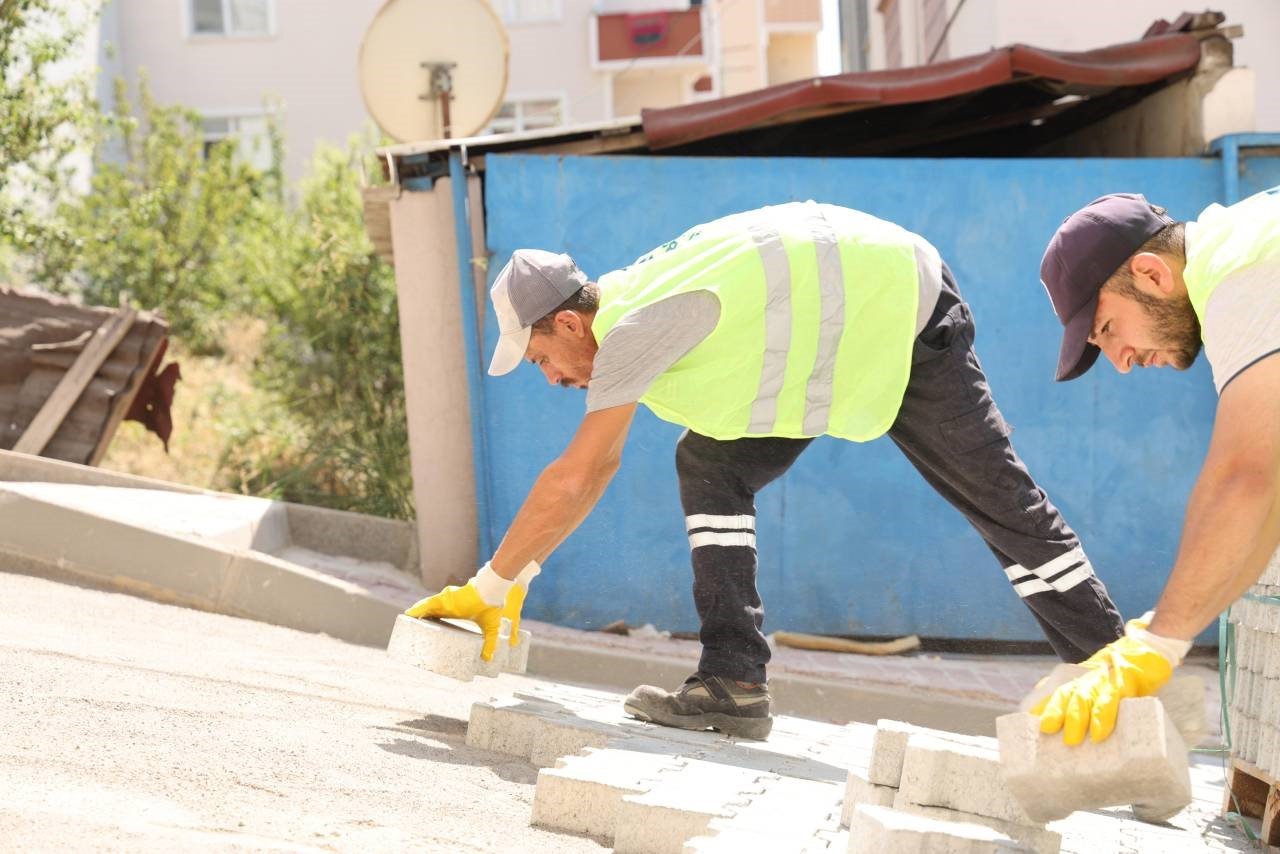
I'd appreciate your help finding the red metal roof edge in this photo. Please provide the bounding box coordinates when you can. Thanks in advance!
[640,30,1202,150]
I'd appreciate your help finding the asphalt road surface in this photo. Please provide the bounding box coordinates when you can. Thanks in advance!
[0,568,604,852]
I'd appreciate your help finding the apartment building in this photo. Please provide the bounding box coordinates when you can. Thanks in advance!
[863,0,1280,131]
[95,0,822,182]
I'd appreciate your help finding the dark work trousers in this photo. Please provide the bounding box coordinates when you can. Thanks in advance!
[675,265,1125,684]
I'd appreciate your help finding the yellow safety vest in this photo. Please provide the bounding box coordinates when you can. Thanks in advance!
[591,202,921,441]
[1184,186,1280,320]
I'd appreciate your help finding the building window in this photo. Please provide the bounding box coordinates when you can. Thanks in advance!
[486,97,565,134]
[494,0,561,25]
[190,0,272,37]
[201,113,273,171]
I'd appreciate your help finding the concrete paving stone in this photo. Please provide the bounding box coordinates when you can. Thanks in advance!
[507,629,533,673]
[465,695,565,758]
[1154,675,1208,749]
[842,721,877,760]
[683,827,783,854]
[466,683,773,771]
[531,747,685,839]
[847,804,1031,853]
[1019,667,1207,749]
[528,714,625,768]
[894,802,1061,854]
[612,760,777,854]
[869,719,997,787]
[841,767,896,826]
[997,698,1191,824]
[683,826,822,854]
[813,827,847,852]
[1016,664,1091,714]
[898,732,1033,825]
[386,613,505,682]
[720,776,843,832]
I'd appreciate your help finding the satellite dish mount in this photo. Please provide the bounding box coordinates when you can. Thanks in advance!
[420,61,457,139]
[359,0,509,144]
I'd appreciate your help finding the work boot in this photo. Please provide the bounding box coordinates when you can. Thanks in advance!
[623,672,772,740]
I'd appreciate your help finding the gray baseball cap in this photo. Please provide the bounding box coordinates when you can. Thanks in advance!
[488,249,589,376]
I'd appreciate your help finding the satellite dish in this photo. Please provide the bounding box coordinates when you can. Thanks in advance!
[358,0,509,143]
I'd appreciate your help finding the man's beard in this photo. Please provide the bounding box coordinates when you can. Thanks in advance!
[1130,288,1203,370]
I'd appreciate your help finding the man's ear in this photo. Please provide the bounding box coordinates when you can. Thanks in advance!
[1131,252,1175,296]
[556,310,585,337]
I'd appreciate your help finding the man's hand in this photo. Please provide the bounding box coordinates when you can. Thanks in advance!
[501,561,541,647]
[1033,617,1189,745]
[404,565,512,661]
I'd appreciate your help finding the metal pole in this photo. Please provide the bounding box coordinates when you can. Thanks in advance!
[448,150,494,559]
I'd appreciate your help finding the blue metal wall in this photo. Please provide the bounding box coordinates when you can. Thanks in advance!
[477,152,1280,643]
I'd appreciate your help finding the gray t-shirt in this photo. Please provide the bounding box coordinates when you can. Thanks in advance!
[1201,254,1280,394]
[585,237,944,412]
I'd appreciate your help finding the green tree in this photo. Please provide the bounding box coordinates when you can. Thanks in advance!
[28,76,284,352]
[220,142,413,519]
[0,0,96,249]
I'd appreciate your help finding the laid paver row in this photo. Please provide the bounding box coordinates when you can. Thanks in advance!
[462,679,1214,854]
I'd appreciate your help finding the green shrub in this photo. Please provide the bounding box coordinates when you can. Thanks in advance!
[219,142,413,520]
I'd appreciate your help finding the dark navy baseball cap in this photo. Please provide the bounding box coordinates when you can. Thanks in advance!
[1040,193,1174,381]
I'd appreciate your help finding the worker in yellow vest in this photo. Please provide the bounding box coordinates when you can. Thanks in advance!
[408,201,1125,740]
[1034,188,1280,746]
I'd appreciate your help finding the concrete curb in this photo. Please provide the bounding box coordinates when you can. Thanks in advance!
[0,487,404,646]
[0,449,419,575]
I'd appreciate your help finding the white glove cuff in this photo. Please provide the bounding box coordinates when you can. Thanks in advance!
[1126,616,1192,667]
[514,560,541,589]
[472,562,515,606]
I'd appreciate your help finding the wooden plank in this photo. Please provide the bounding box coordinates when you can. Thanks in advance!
[1265,783,1280,847]
[774,630,922,656]
[12,307,137,456]
[87,323,166,466]
[1224,757,1274,821]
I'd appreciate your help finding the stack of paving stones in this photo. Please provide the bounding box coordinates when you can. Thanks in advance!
[1229,549,1280,778]
[466,683,867,853]
[386,614,531,681]
[842,719,1058,853]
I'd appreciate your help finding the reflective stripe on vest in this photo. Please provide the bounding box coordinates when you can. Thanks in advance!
[802,209,846,437]
[747,223,790,434]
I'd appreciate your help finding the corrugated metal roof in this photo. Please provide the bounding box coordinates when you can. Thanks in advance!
[643,33,1201,150]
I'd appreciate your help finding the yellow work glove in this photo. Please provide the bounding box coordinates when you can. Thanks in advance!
[501,561,540,648]
[1032,615,1190,745]
[404,563,512,661]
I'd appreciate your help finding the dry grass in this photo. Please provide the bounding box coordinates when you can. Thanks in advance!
[98,319,272,491]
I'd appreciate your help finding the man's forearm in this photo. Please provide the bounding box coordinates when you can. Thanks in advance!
[1149,466,1280,641]
[489,458,618,579]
